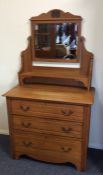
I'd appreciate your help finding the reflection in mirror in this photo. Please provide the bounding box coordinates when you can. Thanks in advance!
[34,23,78,60]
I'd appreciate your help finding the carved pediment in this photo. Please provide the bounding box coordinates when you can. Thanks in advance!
[30,9,82,21]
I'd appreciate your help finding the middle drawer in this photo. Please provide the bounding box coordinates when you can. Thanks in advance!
[12,115,83,139]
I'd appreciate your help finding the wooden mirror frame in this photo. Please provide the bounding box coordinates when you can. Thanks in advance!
[18,9,93,90]
[31,9,82,63]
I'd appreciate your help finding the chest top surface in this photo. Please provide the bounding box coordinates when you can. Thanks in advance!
[3,84,94,105]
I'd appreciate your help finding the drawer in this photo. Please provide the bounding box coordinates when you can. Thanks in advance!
[12,115,83,139]
[13,133,82,158]
[10,99,84,122]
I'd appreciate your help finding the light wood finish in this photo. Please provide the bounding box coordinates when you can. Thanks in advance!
[13,133,82,160]
[3,9,95,172]
[30,9,82,63]
[4,85,94,104]
[4,85,94,171]
[19,36,93,90]
[10,99,84,122]
[12,115,83,138]
[13,133,82,170]
[18,9,93,90]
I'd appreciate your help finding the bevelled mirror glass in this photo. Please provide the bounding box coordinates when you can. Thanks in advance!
[31,9,82,63]
[34,23,78,59]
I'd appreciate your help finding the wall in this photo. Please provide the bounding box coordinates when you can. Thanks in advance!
[0,0,103,149]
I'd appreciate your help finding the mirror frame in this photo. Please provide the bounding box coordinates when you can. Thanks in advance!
[19,10,93,90]
[30,9,82,63]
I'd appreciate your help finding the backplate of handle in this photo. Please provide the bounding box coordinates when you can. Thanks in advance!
[62,127,72,133]
[21,122,31,128]
[22,141,32,147]
[61,147,72,152]
[61,109,73,116]
[20,105,30,112]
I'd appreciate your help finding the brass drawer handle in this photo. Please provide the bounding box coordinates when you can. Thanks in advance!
[62,127,72,133]
[61,147,72,152]
[61,110,73,116]
[22,141,32,147]
[21,122,31,128]
[20,106,30,112]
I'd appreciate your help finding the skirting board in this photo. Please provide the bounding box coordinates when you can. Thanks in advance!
[0,129,9,135]
[0,129,103,150]
[89,143,103,150]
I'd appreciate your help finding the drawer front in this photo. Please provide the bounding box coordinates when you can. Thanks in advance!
[11,99,84,122]
[13,133,82,158]
[12,115,83,139]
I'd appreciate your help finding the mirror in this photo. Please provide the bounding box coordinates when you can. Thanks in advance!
[34,23,78,60]
[31,9,82,63]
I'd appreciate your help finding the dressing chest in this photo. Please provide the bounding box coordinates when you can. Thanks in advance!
[3,9,94,171]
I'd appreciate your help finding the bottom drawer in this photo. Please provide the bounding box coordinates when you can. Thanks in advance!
[13,133,82,160]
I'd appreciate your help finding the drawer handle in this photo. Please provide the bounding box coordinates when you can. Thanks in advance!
[62,127,72,133]
[21,122,31,128]
[20,106,30,112]
[22,141,32,147]
[61,110,73,116]
[61,147,72,152]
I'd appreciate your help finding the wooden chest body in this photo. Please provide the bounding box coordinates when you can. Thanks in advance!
[4,84,94,171]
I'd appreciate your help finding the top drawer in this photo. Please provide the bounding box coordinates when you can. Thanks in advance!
[10,99,84,122]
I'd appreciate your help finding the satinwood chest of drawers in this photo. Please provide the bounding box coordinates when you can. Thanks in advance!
[4,84,94,171]
[3,9,95,172]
